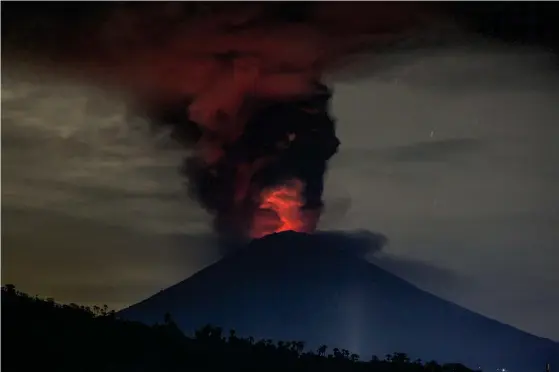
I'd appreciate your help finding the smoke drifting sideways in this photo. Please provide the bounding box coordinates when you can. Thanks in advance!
[3,3,445,244]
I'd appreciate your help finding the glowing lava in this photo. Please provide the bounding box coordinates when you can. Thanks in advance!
[250,179,313,239]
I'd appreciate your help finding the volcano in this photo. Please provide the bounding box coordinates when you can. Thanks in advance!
[119,231,558,371]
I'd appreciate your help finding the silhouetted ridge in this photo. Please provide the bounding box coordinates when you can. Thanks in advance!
[3,284,486,372]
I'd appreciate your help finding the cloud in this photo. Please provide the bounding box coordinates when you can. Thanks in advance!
[310,229,468,294]
[314,230,388,256]
[331,44,559,93]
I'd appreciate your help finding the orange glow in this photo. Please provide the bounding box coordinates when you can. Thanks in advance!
[250,179,312,239]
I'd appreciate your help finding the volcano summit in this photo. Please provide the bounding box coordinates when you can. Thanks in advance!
[119,231,558,371]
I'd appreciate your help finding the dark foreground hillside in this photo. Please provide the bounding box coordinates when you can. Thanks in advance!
[2,285,475,372]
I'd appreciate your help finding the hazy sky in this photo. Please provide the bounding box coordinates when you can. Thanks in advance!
[2,40,558,340]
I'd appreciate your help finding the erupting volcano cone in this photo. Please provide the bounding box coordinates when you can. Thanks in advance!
[119,231,558,371]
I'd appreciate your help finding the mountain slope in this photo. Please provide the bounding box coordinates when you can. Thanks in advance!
[119,231,558,371]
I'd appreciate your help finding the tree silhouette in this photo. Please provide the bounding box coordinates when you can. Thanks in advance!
[4,283,16,294]
[350,353,360,362]
[425,360,443,372]
[392,352,411,364]
[2,284,481,372]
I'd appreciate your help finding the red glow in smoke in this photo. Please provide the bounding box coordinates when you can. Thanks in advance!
[250,179,317,239]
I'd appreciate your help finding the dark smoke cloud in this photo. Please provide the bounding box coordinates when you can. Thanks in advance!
[2,2,445,241]
[3,3,444,111]
[314,230,389,258]
[302,230,467,292]
[171,86,339,242]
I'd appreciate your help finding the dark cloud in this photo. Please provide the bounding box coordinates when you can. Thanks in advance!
[2,2,441,105]
[314,230,388,257]
[310,230,467,293]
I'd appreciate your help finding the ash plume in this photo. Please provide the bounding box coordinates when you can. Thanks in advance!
[2,2,446,242]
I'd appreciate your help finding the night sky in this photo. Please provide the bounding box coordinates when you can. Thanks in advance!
[2,3,559,341]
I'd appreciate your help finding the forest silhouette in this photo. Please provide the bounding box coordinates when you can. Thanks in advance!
[2,284,477,372]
